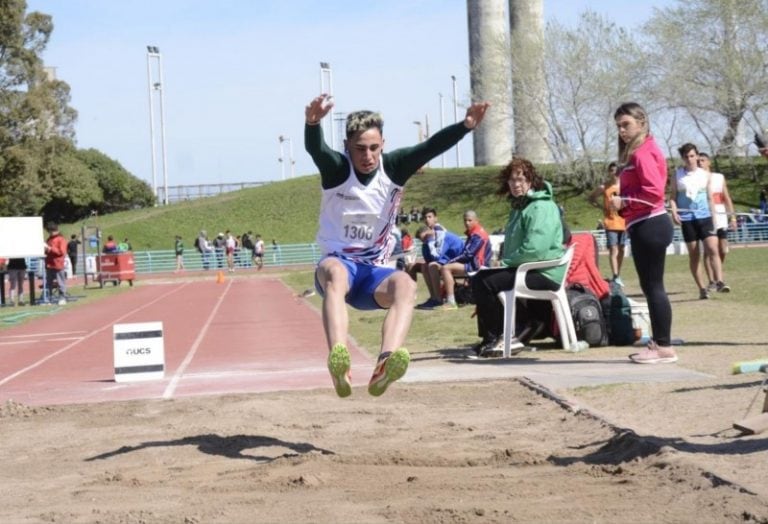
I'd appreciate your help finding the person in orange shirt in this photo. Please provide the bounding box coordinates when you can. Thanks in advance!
[588,162,626,287]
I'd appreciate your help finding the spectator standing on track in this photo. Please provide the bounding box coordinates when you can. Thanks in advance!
[214,233,226,269]
[240,231,254,268]
[304,92,489,397]
[225,230,236,272]
[67,234,81,275]
[588,162,626,287]
[44,222,69,305]
[197,230,212,270]
[253,234,265,270]
[6,257,27,306]
[174,235,185,272]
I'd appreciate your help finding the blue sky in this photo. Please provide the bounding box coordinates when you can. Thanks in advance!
[27,0,672,190]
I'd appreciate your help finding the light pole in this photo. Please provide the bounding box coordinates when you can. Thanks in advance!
[413,121,423,143]
[146,47,158,202]
[333,111,347,151]
[278,135,295,180]
[451,75,460,168]
[319,61,335,151]
[438,93,446,168]
[147,45,169,205]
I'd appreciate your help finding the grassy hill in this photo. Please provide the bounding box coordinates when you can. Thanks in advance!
[65,161,768,251]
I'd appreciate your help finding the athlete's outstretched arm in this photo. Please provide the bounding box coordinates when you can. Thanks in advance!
[387,101,491,181]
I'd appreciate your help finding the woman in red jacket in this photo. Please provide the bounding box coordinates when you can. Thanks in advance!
[44,222,69,305]
[610,103,676,364]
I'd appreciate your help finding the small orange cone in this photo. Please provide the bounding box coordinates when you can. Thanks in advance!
[216,270,225,284]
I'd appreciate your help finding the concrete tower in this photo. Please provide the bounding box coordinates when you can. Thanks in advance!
[466,0,513,166]
[509,0,550,163]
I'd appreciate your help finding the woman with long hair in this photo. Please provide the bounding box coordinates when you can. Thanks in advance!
[610,102,676,364]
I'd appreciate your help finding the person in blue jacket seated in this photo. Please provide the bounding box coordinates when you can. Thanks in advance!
[414,224,464,309]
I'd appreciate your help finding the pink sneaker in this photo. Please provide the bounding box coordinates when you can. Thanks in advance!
[629,342,678,364]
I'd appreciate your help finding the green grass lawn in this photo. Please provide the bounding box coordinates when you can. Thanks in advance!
[281,244,768,357]
[54,160,768,251]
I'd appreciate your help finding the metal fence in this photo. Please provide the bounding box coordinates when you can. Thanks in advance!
[129,244,323,274]
[591,222,768,251]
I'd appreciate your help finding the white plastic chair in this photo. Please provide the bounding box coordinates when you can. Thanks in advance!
[497,245,578,357]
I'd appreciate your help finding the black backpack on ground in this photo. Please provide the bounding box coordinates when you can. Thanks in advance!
[566,283,608,347]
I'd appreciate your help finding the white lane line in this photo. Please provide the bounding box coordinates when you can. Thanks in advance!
[0,283,190,387]
[182,366,327,380]
[2,330,89,339]
[163,279,232,399]
[0,336,84,346]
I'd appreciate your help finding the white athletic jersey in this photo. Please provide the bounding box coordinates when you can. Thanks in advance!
[709,171,728,230]
[675,167,711,221]
[316,157,403,265]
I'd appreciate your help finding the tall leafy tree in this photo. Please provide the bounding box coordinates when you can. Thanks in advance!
[525,11,641,187]
[77,149,155,214]
[643,0,768,155]
[1,0,78,216]
[0,0,154,220]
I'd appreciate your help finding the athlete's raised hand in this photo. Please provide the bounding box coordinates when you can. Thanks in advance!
[305,94,334,125]
[463,101,490,130]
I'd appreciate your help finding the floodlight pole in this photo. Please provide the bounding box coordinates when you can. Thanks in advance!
[278,135,295,180]
[147,45,169,205]
[146,47,158,202]
[451,75,460,168]
[319,61,334,150]
[157,52,169,206]
[439,93,446,168]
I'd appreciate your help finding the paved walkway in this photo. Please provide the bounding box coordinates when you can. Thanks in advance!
[404,355,711,391]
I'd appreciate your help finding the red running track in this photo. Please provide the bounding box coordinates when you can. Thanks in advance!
[0,277,372,406]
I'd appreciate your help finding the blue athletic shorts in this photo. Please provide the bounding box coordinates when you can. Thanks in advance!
[314,256,397,311]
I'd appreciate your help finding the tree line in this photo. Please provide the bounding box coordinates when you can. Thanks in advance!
[510,0,768,188]
[0,0,154,223]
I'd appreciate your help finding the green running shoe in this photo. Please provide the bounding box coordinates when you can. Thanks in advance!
[327,343,352,398]
[367,348,410,397]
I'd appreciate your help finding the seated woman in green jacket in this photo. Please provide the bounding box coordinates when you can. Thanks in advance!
[470,157,566,358]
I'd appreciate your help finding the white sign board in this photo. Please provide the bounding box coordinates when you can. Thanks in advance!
[113,321,165,382]
[0,217,45,258]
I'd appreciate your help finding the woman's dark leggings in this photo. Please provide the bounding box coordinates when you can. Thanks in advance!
[628,214,674,346]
